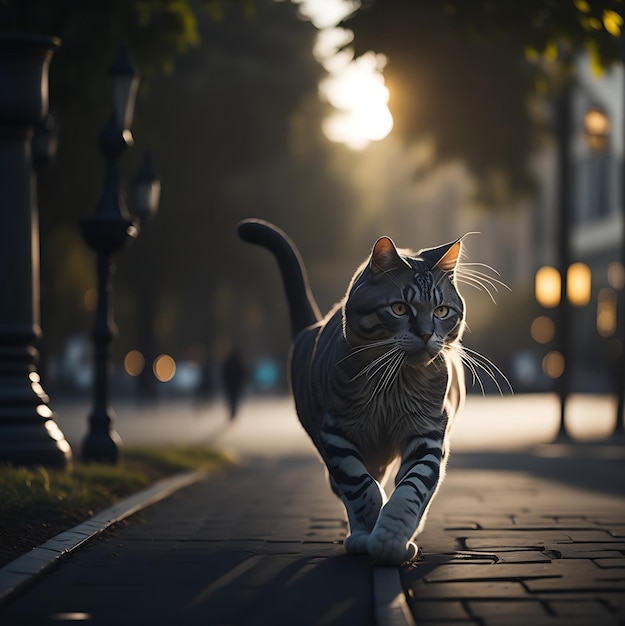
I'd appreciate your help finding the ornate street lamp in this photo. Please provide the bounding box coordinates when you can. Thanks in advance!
[0,33,72,467]
[80,44,140,463]
[134,150,161,224]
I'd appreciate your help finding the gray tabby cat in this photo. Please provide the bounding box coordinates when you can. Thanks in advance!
[238,218,466,565]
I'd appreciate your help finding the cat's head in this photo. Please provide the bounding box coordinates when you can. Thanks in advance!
[343,236,465,365]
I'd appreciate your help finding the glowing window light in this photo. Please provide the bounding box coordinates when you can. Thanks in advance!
[597,288,617,337]
[583,107,610,152]
[535,266,561,308]
[124,350,145,377]
[153,354,176,383]
[567,262,592,307]
[542,351,565,379]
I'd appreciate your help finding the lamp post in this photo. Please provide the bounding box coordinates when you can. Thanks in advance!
[80,45,140,463]
[582,105,624,439]
[535,262,591,438]
[553,81,574,440]
[133,150,160,404]
[134,150,161,224]
[616,40,625,439]
[0,33,72,468]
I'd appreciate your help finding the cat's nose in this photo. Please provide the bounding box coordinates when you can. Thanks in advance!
[420,333,432,344]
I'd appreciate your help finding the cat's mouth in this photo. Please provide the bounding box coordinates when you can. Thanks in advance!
[404,346,439,366]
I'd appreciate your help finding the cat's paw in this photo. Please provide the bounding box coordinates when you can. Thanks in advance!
[366,528,418,565]
[344,530,370,554]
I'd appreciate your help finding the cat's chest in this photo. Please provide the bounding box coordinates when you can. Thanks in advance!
[332,368,446,446]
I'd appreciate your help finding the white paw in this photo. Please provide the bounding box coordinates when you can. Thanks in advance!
[344,529,370,554]
[367,528,418,565]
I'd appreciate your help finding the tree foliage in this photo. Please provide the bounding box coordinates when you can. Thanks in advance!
[0,0,253,104]
[343,0,623,200]
[21,0,360,381]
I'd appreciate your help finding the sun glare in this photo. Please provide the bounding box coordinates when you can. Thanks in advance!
[320,52,393,150]
[293,0,359,29]
[294,0,393,150]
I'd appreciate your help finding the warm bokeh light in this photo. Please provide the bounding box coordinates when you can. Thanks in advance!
[608,262,625,290]
[84,288,98,313]
[567,262,592,307]
[153,354,176,383]
[583,107,610,151]
[542,351,565,379]
[530,316,555,344]
[597,288,617,337]
[535,266,561,308]
[124,350,145,377]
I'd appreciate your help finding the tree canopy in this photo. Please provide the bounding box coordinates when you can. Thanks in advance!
[0,0,253,104]
[343,0,623,200]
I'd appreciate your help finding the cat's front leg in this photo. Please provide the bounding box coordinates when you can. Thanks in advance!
[367,430,446,565]
[320,424,386,554]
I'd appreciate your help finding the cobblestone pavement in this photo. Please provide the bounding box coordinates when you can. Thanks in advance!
[402,444,625,626]
[1,398,624,625]
[0,456,374,626]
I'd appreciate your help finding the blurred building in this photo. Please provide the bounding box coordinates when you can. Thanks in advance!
[533,54,624,393]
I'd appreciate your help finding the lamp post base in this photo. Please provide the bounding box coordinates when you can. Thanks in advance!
[0,347,72,468]
[81,407,123,464]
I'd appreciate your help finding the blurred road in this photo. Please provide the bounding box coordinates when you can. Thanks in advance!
[53,392,622,458]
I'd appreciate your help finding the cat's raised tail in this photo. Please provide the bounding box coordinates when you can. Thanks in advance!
[237,219,322,338]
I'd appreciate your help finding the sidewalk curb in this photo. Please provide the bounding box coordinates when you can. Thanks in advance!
[0,469,207,606]
[374,567,416,626]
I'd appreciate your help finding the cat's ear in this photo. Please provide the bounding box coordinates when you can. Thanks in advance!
[421,240,462,272]
[369,237,410,275]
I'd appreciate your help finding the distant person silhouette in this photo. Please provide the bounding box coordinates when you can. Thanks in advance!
[195,355,214,406]
[222,350,246,420]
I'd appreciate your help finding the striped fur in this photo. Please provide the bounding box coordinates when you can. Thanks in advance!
[238,219,466,565]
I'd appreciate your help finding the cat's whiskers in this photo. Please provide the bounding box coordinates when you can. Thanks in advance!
[447,344,512,395]
[350,345,402,383]
[337,338,398,367]
[367,349,405,403]
[456,262,510,304]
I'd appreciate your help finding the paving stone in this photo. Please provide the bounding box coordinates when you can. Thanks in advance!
[464,537,556,551]
[424,562,558,583]
[493,551,552,563]
[523,575,625,592]
[566,530,625,542]
[410,599,471,620]
[413,580,530,599]
[592,557,625,568]
[555,543,625,557]
[548,599,620,617]
[415,621,480,626]
[481,614,619,626]
[468,600,550,620]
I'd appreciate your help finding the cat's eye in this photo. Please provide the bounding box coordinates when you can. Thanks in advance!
[391,302,408,316]
[433,306,450,319]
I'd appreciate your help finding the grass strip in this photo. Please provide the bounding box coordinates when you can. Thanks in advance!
[0,445,230,567]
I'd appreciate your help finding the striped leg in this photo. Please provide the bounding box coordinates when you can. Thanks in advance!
[367,431,446,564]
[320,425,386,553]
